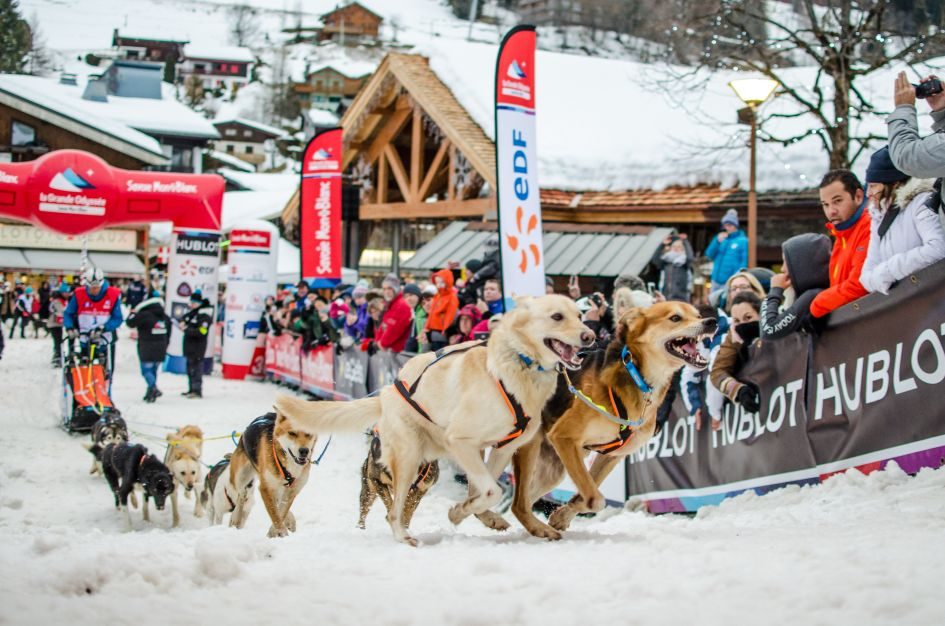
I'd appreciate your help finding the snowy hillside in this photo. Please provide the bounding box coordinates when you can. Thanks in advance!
[1,333,944,624]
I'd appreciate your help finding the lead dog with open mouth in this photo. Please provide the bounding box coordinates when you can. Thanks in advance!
[275,294,595,545]
[507,302,717,539]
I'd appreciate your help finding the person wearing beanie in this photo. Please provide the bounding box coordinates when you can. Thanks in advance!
[761,233,832,339]
[125,290,171,402]
[859,146,945,295]
[811,169,871,318]
[373,273,412,353]
[178,290,213,398]
[448,304,482,345]
[11,285,38,339]
[705,208,749,291]
[402,283,425,353]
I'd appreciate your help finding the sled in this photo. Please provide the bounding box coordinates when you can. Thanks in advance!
[61,339,120,434]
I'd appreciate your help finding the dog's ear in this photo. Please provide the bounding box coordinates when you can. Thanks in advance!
[617,308,647,341]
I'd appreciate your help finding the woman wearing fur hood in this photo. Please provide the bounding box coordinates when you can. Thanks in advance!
[859,146,945,295]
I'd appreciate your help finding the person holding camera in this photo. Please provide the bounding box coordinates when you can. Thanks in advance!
[887,72,945,188]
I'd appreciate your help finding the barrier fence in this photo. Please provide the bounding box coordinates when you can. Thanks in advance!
[257,262,945,512]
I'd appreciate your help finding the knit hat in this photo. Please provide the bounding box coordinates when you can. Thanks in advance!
[352,285,368,298]
[721,208,739,228]
[382,273,401,290]
[421,284,437,297]
[190,289,203,303]
[865,146,908,185]
[457,304,482,324]
[58,283,71,294]
[25,286,33,294]
[403,283,422,298]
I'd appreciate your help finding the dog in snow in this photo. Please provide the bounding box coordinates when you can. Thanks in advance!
[358,432,439,530]
[228,411,317,537]
[100,442,175,530]
[198,454,245,526]
[275,294,595,545]
[164,425,204,527]
[85,414,129,476]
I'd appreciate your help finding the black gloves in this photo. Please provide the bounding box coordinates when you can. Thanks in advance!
[317,334,331,347]
[366,341,378,356]
[89,327,104,342]
[334,342,343,355]
[735,384,761,413]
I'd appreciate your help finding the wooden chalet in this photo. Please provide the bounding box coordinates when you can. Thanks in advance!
[280,51,823,280]
[319,3,383,44]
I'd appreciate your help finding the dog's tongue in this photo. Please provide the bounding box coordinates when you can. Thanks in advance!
[681,339,698,356]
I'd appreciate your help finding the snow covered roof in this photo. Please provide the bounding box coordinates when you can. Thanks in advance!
[114,28,189,44]
[307,108,340,126]
[413,39,942,192]
[184,44,255,63]
[0,74,168,165]
[306,61,377,78]
[222,189,297,230]
[217,169,298,193]
[213,117,287,139]
[206,150,256,173]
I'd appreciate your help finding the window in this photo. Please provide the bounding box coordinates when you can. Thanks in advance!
[11,120,35,146]
[243,130,252,138]
[230,64,239,73]
[225,145,234,154]
[244,146,254,155]
[225,129,236,136]
[194,63,206,72]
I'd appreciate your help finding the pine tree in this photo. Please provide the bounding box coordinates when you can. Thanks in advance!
[0,0,31,73]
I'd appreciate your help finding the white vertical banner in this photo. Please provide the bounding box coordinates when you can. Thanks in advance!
[495,25,545,304]
[164,228,221,374]
[221,220,278,380]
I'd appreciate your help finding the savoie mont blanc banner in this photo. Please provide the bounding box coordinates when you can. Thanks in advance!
[300,128,343,287]
[495,26,545,300]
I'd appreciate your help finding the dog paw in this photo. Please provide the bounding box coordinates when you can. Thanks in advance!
[475,510,510,531]
[357,521,366,530]
[400,535,419,547]
[548,506,574,531]
[267,525,289,538]
[527,523,562,541]
[285,512,297,532]
[586,491,606,513]
[448,504,467,526]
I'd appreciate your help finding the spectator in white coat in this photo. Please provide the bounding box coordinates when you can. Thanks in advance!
[859,146,945,295]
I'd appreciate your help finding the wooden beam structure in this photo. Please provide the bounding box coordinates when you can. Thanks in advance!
[361,197,496,220]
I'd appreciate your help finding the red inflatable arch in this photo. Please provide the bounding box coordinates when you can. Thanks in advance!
[0,149,223,235]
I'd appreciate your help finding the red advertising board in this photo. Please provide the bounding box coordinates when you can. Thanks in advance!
[299,128,342,285]
[300,345,334,398]
[229,229,272,250]
[264,333,302,384]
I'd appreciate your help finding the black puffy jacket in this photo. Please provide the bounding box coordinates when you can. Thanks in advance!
[181,299,214,359]
[125,297,171,362]
[761,233,831,339]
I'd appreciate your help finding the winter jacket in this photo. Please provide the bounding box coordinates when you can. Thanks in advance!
[63,281,124,335]
[650,239,694,301]
[125,296,171,363]
[859,178,945,294]
[125,280,147,308]
[425,269,459,335]
[47,296,67,329]
[344,302,369,339]
[710,327,759,402]
[761,233,831,339]
[809,200,871,318]
[705,229,749,286]
[375,293,413,353]
[887,106,945,180]
[181,299,214,359]
[15,294,37,318]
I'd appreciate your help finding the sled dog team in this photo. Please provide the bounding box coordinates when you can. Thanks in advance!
[88,295,716,544]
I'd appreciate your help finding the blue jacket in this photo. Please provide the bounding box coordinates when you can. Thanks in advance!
[63,280,124,332]
[706,229,749,285]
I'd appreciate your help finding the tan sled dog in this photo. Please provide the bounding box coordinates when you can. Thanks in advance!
[275,294,594,545]
[228,411,317,537]
[164,425,204,527]
[508,302,716,539]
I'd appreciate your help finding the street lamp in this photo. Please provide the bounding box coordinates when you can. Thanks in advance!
[728,77,779,267]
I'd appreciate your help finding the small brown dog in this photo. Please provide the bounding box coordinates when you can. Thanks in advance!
[358,433,439,530]
[164,425,204,527]
[228,411,317,537]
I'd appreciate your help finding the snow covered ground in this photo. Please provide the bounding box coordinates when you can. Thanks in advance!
[1,330,943,625]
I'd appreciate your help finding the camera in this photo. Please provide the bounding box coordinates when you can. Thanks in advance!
[590,294,604,307]
[914,78,943,99]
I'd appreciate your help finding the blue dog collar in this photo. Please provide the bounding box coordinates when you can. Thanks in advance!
[518,353,545,371]
[621,346,652,393]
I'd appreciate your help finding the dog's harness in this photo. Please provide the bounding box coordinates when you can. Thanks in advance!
[241,414,295,487]
[564,346,654,455]
[207,458,236,510]
[392,342,530,449]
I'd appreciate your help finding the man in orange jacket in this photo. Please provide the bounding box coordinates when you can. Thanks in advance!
[810,170,871,318]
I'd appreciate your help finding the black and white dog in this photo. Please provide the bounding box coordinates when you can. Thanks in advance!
[101,442,175,530]
[86,414,129,476]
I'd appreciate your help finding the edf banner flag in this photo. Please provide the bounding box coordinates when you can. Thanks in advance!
[300,127,342,286]
[495,25,545,299]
